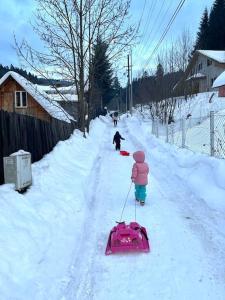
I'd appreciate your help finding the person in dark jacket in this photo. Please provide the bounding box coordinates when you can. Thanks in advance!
[113,131,125,150]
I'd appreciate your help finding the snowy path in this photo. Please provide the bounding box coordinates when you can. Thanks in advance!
[1,116,225,300]
[63,117,225,300]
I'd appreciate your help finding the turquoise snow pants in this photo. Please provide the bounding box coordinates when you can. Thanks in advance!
[135,184,147,202]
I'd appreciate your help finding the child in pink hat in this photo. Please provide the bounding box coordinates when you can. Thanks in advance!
[131,151,149,206]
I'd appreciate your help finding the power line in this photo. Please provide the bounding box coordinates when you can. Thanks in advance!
[141,0,167,53]
[143,0,187,70]
[136,0,158,58]
[141,0,173,59]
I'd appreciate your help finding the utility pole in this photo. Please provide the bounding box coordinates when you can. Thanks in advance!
[130,49,133,115]
[125,83,128,114]
[125,52,133,115]
[127,54,130,114]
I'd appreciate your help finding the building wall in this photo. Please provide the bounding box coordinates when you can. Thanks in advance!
[219,86,225,97]
[189,54,225,92]
[0,77,51,122]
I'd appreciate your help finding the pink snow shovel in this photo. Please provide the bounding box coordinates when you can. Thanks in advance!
[105,183,150,255]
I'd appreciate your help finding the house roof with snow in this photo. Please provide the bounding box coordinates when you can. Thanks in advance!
[37,84,77,96]
[0,71,75,123]
[213,71,225,88]
[186,73,206,81]
[197,50,225,63]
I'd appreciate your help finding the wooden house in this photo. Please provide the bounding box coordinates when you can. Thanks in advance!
[0,71,74,123]
[176,50,225,95]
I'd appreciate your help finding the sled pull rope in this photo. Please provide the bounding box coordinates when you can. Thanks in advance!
[135,192,137,222]
[119,182,133,222]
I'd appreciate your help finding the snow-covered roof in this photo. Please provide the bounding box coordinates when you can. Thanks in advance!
[37,84,77,95]
[10,150,30,156]
[0,71,74,123]
[197,50,225,63]
[186,73,206,81]
[213,71,225,88]
[47,93,78,102]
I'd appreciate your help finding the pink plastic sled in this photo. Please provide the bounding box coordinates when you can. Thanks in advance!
[105,221,150,255]
[120,150,130,156]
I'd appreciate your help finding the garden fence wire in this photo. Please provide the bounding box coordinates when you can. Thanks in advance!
[151,111,225,159]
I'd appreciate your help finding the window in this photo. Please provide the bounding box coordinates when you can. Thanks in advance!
[198,63,202,70]
[211,77,217,85]
[207,59,212,66]
[15,91,27,108]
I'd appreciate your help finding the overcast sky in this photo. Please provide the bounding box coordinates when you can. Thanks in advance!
[0,0,214,76]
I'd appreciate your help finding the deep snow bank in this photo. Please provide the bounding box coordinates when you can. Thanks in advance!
[0,117,107,299]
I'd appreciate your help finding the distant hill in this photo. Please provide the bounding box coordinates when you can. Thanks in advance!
[0,64,72,86]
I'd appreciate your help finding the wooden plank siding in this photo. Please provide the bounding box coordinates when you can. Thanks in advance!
[0,110,76,185]
[0,77,51,122]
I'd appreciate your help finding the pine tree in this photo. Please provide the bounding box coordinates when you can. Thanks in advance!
[91,38,113,111]
[112,77,121,98]
[111,76,121,109]
[208,0,225,50]
[194,8,209,50]
[156,63,164,81]
[155,63,164,101]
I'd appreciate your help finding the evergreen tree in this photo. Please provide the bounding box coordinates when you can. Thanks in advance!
[194,8,209,50]
[208,0,225,50]
[112,77,121,99]
[155,63,164,101]
[111,76,121,109]
[156,63,164,80]
[91,38,113,111]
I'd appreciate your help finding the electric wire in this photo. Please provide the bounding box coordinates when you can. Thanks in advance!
[143,0,187,71]
[142,0,174,60]
[136,0,158,57]
[139,0,167,58]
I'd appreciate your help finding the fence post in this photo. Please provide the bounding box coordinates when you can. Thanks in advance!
[166,118,169,143]
[156,117,159,138]
[182,118,186,148]
[151,118,155,135]
[171,123,174,144]
[210,111,215,156]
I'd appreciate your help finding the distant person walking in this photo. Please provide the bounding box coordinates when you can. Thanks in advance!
[113,115,118,127]
[113,131,125,151]
[131,151,149,206]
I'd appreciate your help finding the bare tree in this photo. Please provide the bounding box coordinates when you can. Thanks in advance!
[150,29,193,123]
[16,0,136,133]
[175,28,193,72]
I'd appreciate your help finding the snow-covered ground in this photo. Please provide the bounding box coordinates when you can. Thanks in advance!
[137,92,225,157]
[173,93,225,157]
[174,92,225,120]
[0,114,225,299]
[136,91,225,121]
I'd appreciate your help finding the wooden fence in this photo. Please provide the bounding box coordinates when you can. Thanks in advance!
[0,110,76,184]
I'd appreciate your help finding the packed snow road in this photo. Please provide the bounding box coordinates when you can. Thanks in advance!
[0,115,225,300]
[63,116,225,300]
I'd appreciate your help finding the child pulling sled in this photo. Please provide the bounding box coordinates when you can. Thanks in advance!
[131,151,149,206]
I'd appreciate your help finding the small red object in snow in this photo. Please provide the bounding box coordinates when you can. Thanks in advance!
[120,150,130,156]
[105,221,150,255]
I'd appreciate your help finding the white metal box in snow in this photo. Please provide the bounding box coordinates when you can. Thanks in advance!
[3,150,32,191]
